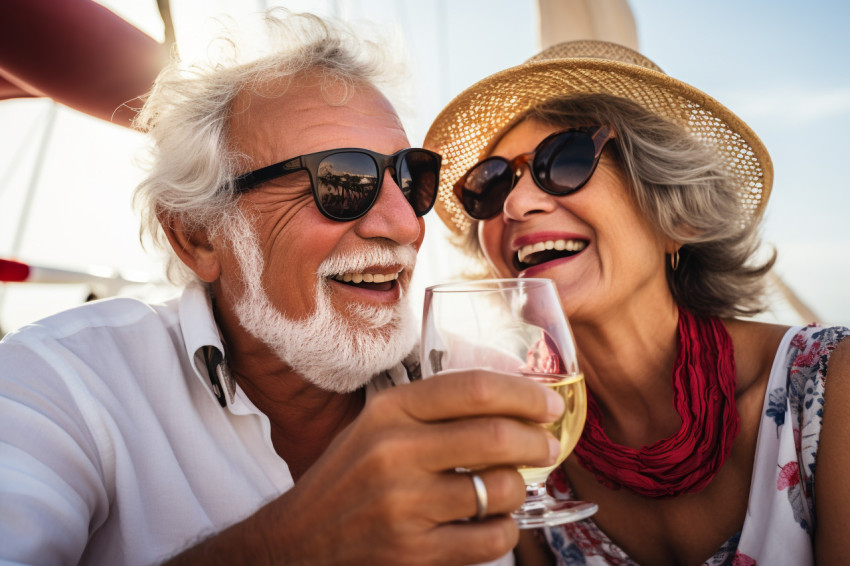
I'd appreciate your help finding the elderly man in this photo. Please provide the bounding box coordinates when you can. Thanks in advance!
[0,12,563,565]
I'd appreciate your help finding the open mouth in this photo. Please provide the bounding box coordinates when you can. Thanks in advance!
[330,270,401,292]
[513,239,587,271]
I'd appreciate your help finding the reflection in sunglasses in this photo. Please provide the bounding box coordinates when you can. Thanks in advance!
[319,171,377,215]
[232,147,440,221]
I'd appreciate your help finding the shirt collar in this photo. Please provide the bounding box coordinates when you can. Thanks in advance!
[177,282,235,407]
[176,282,420,408]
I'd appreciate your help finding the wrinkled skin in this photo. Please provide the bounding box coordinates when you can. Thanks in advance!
[160,76,566,565]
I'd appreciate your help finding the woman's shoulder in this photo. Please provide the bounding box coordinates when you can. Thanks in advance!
[722,317,791,343]
[810,326,850,560]
[722,319,791,393]
[726,320,850,387]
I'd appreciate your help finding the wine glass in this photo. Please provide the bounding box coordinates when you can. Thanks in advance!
[421,278,597,528]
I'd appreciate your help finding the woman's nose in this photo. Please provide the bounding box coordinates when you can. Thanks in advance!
[502,166,557,222]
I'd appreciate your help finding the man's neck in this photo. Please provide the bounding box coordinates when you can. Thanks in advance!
[213,297,367,481]
[233,361,366,481]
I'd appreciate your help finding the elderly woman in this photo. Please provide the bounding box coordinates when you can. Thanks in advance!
[424,40,850,565]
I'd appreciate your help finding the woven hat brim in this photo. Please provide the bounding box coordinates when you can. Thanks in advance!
[424,58,773,235]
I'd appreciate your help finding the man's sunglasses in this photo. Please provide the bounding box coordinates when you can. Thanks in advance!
[232,147,442,222]
[454,125,616,220]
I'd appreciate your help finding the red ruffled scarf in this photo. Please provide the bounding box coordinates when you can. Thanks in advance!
[573,308,740,497]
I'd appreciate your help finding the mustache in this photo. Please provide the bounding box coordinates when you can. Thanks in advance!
[317,243,418,277]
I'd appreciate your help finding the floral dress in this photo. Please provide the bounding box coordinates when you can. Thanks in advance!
[542,324,850,565]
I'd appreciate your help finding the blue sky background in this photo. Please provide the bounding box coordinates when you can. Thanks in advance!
[0,0,847,330]
[632,1,850,326]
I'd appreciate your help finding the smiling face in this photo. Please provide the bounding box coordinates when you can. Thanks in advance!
[211,73,424,386]
[477,119,673,324]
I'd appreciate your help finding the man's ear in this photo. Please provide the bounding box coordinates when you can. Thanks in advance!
[159,213,221,283]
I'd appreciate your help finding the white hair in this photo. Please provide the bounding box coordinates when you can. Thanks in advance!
[132,9,409,285]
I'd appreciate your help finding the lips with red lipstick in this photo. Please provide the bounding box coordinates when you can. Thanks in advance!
[513,238,588,271]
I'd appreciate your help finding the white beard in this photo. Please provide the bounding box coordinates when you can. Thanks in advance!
[224,212,418,393]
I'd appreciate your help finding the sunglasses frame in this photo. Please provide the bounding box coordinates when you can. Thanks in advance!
[232,147,442,222]
[454,125,616,220]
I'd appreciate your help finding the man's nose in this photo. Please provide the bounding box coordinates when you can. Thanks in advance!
[354,171,423,246]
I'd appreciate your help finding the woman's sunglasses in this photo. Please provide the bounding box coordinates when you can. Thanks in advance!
[232,147,442,222]
[454,125,616,220]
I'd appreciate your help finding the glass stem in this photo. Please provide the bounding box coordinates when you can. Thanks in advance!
[525,482,548,501]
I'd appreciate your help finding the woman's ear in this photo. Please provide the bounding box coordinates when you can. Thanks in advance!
[159,213,221,283]
[665,241,682,256]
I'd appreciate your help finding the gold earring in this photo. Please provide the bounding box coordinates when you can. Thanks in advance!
[670,250,680,271]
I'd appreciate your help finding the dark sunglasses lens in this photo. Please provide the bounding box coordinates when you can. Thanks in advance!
[533,131,596,194]
[316,152,379,219]
[398,150,440,216]
[460,158,514,219]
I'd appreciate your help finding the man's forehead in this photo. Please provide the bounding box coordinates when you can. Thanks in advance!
[228,72,406,168]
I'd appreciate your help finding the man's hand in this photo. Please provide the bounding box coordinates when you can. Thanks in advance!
[165,370,565,565]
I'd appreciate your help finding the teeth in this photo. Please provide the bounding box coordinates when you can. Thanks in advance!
[517,239,587,264]
[332,270,401,284]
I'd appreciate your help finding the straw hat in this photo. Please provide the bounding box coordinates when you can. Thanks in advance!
[424,40,773,235]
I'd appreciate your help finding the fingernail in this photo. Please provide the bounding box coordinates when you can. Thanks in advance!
[546,389,565,419]
[549,436,562,462]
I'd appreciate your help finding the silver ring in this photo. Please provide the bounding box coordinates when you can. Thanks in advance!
[469,473,488,520]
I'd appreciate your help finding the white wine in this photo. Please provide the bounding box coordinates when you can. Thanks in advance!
[421,279,598,527]
[518,372,586,485]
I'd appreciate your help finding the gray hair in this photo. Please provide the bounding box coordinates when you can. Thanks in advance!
[460,93,775,318]
[132,10,405,285]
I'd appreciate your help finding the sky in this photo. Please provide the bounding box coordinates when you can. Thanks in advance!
[0,0,848,332]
